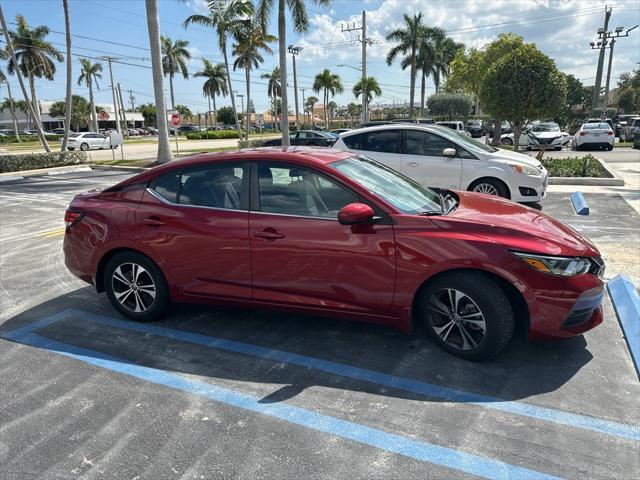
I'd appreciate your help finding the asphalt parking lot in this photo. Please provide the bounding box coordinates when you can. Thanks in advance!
[1,169,639,479]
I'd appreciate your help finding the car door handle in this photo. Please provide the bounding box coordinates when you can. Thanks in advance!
[141,217,165,227]
[408,162,419,167]
[254,229,285,241]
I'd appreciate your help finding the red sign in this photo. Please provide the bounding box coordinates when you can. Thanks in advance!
[98,111,109,121]
[171,113,181,126]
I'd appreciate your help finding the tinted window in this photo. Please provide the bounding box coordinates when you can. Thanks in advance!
[405,130,452,156]
[154,172,180,203]
[179,166,244,209]
[258,164,359,218]
[342,132,364,149]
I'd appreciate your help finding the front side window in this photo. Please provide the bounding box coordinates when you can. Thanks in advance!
[152,165,244,210]
[258,164,359,218]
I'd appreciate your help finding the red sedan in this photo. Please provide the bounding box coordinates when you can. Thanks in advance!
[63,148,604,360]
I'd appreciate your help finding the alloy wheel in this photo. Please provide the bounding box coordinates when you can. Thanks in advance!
[472,183,499,195]
[426,288,487,351]
[111,263,156,313]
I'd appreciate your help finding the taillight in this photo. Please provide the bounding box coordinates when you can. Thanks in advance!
[579,132,586,136]
[64,210,85,228]
[607,131,614,135]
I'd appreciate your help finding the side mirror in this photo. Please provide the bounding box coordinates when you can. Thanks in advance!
[338,203,375,225]
[442,148,456,157]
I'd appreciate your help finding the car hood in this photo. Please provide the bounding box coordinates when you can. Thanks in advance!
[430,192,598,257]
[529,131,562,139]
[489,148,543,169]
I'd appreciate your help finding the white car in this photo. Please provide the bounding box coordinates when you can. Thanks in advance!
[500,122,566,151]
[572,123,615,151]
[332,124,548,203]
[63,132,114,151]
[436,121,469,136]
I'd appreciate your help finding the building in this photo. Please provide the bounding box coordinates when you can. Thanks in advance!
[0,101,144,132]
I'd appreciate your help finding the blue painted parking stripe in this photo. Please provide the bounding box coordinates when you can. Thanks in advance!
[607,275,640,380]
[8,331,561,480]
[26,308,640,442]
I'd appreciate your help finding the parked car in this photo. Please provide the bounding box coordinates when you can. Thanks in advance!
[619,117,640,142]
[500,122,564,151]
[487,121,512,137]
[62,132,115,151]
[0,129,16,136]
[436,121,469,136]
[614,114,637,137]
[572,123,615,151]
[63,148,605,361]
[361,121,392,128]
[586,118,614,130]
[331,128,350,135]
[390,118,435,125]
[264,130,336,147]
[332,124,548,203]
[50,128,68,134]
[634,129,640,149]
[179,125,200,133]
[145,127,158,135]
[465,120,485,138]
[128,128,140,136]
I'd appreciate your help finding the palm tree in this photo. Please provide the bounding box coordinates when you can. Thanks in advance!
[232,22,275,139]
[313,69,343,129]
[193,59,227,131]
[432,36,462,94]
[0,69,20,140]
[184,0,254,139]
[260,67,281,131]
[7,14,63,130]
[160,36,191,110]
[416,28,442,116]
[61,0,72,151]
[327,100,336,128]
[353,76,382,118]
[15,99,30,128]
[386,13,427,118]
[77,58,102,132]
[257,0,332,147]
[305,95,318,127]
[145,0,173,163]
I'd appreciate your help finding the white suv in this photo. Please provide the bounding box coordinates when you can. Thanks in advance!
[332,124,548,202]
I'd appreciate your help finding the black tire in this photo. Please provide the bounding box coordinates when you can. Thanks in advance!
[554,146,562,151]
[265,141,277,147]
[607,144,614,151]
[468,177,510,199]
[418,272,514,361]
[104,251,169,322]
[67,147,75,151]
[501,137,513,146]
[80,142,89,151]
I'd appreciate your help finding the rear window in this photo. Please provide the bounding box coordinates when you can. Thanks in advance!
[583,123,610,130]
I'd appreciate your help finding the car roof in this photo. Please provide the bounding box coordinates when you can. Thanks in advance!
[340,123,453,136]
[116,147,356,187]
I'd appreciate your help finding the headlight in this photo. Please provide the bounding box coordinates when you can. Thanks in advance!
[509,163,540,176]
[513,252,591,276]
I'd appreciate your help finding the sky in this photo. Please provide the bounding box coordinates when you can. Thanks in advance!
[1,0,639,115]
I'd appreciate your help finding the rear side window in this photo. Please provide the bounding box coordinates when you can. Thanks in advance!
[154,172,180,203]
[342,132,364,149]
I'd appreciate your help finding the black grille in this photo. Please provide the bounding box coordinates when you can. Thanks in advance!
[562,308,594,328]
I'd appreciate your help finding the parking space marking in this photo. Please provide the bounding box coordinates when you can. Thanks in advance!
[10,308,640,442]
[34,227,66,238]
[4,328,562,480]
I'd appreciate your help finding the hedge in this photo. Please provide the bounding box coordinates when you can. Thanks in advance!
[238,139,266,149]
[0,134,64,144]
[541,155,610,178]
[185,130,240,140]
[0,150,88,173]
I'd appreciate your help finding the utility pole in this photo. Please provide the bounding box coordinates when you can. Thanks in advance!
[301,88,306,128]
[288,45,302,131]
[341,11,371,124]
[103,56,121,133]
[118,83,128,135]
[129,89,136,111]
[589,12,639,113]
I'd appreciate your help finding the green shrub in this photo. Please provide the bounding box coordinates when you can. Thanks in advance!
[0,134,63,143]
[0,151,88,173]
[185,130,240,140]
[541,155,610,178]
[238,139,266,149]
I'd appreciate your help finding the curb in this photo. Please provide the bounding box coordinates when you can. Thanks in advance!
[607,275,640,380]
[0,164,91,179]
[89,165,150,173]
[548,156,625,186]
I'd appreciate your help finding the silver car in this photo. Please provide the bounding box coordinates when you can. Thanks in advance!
[63,132,113,151]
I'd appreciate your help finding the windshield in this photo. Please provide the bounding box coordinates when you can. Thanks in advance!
[431,125,496,154]
[330,155,442,214]
[531,123,560,132]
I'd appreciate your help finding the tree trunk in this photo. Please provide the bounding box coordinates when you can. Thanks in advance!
[221,44,241,138]
[434,71,440,94]
[61,0,72,151]
[88,81,98,132]
[212,93,217,131]
[513,123,522,152]
[144,0,173,163]
[491,118,501,146]
[278,0,289,146]
[420,70,425,117]
[169,72,175,110]
[28,74,41,127]
[245,67,250,140]
[6,83,20,140]
[409,47,416,117]
[206,93,211,131]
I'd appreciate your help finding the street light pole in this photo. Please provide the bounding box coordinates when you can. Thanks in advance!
[103,56,121,133]
[591,6,612,112]
[288,45,302,132]
[604,38,616,107]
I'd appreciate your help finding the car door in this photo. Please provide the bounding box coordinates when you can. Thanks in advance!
[249,162,396,315]
[341,129,402,171]
[291,131,305,146]
[401,129,463,189]
[136,162,252,299]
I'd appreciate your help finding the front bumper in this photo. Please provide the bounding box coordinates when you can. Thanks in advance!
[510,168,548,203]
[528,137,563,149]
